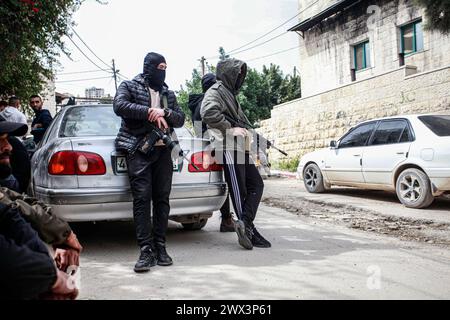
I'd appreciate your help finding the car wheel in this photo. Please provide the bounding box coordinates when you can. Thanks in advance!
[182,218,208,231]
[396,168,434,209]
[303,163,326,193]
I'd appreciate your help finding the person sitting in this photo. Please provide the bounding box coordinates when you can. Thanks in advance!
[0,120,82,273]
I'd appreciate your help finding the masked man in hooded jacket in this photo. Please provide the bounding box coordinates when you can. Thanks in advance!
[188,73,235,233]
[200,58,271,250]
[113,52,185,272]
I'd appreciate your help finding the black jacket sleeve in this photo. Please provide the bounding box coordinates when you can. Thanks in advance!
[113,81,149,121]
[0,204,56,299]
[39,110,53,129]
[8,136,31,193]
[164,91,185,128]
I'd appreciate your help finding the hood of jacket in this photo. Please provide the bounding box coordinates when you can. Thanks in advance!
[1,107,15,118]
[216,58,247,95]
[201,73,217,93]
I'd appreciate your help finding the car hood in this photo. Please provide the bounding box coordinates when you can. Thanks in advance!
[300,148,329,163]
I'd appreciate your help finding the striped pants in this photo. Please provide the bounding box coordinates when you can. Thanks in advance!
[222,150,264,225]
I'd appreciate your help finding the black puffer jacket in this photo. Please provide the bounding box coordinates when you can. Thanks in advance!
[113,74,185,153]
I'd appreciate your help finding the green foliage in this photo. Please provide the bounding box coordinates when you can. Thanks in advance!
[177,48,301,127]
[415,0,450,33]
[274,157,300,172]
[0,0,101,114]
[238,64,301,126]
[176,69,203,123]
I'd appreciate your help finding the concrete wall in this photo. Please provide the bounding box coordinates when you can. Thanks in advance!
[259,65,450,163]
[297,0,450,97]
[40,78,57,116]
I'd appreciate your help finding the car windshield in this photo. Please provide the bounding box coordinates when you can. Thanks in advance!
[418,115,450,137]
[60,106,121,137]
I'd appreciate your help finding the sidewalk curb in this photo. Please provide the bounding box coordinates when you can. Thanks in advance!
[270,170,298,179]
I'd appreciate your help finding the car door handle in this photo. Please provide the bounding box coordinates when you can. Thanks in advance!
[396,152,405,155]
[353,154,361,157]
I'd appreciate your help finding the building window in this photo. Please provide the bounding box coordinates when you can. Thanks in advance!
[353,41,370,71]
[401,20,423,55]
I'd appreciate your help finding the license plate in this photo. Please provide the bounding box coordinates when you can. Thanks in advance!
[116,156,128,173]
[116,156,179,173]
[173,159,180,172]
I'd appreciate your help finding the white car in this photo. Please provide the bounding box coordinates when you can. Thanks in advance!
[297,114,450,208]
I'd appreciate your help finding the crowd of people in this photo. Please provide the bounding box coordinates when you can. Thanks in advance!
[1,52,271,299]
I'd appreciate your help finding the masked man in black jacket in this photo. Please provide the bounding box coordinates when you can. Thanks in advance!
[114,52,185,273]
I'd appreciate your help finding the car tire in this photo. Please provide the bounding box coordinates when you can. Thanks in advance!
[303,163,326,193]
[396,168,434,209]
[182,218,208,231]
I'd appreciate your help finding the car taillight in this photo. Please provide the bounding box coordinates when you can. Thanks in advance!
[49,151,106,175]
[188,152,223,172]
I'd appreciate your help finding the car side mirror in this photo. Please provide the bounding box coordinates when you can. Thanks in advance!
[330,140,337,148]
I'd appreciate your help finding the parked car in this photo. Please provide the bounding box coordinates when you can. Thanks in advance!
[21,134,36,158]
[30,104,227,229]
[297,114,450,208]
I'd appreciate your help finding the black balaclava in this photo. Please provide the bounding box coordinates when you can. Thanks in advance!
[143,52,166,91]
[201,73,217,93]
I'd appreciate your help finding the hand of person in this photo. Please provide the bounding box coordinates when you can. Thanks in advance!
[49,269,79,300]
[54,248,80,271]
[148,108,164,122]
[155,117,168,130]
[202,151,215,170]
[65,231,83,252]
[231,127,248,137]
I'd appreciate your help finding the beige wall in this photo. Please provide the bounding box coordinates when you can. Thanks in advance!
[259,65,450,163]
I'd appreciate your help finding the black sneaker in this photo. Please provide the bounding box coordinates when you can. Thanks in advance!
[220,215,235,232]
[251,228,271,248]
[155,245,173,266]
[134,245,157,273]
[234,220,253,250]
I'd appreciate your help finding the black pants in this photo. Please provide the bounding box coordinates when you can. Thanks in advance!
[222,151,264,226]
[126,146,173,248]
[220,194,231,219]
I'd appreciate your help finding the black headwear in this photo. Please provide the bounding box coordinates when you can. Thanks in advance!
[0,119,28,136]
[201,73,217,93]
[143,52,166,91]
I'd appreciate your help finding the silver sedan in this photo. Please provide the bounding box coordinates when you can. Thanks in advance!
[31,104,227,230]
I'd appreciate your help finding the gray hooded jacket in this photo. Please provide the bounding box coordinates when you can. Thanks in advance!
[200,58,251,152]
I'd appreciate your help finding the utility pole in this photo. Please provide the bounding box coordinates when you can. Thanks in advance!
[199,56,206,76]
[112,59,119,91]
[293,66,297,77]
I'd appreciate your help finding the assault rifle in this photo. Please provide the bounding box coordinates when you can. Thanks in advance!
[224,115,288,156]
[138,123,199,170]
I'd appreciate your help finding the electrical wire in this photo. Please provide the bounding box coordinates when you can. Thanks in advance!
[55,76,112,83]
[70,27,113,69]
[57,69,111,75]
[246,45,300,62]
[204,0,318,60]
[66,35,109,72]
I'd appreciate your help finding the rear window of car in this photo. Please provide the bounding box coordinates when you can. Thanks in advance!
[175,126,193,138]
[60,106,121,137]
[418,115,450,137]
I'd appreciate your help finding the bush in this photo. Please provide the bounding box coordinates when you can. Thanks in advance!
[274,157,300,172]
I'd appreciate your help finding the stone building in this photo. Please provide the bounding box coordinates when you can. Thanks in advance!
[259,0,450,164]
